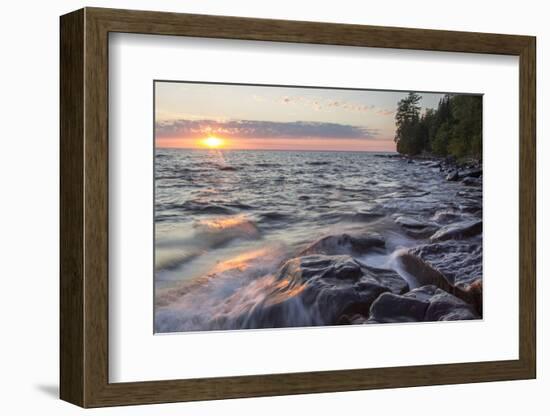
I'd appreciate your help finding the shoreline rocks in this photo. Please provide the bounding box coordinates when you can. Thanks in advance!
[396,239,482,315]
[300,233,385,256]
[429,219,482,242]
[238,254,410,327]
[277,156,484,325]
[394,215,439,238]
[367,285,479,324]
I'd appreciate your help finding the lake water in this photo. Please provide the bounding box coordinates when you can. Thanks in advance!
[154,148,482,332]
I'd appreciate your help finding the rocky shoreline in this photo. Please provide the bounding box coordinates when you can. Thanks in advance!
[232,154,484,327]
[378,152,482,185]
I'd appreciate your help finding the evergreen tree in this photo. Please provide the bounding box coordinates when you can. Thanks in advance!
[394,92,482,160]
[394,92,422,155]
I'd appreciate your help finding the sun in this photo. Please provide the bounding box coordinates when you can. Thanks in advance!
[201,136,224,148]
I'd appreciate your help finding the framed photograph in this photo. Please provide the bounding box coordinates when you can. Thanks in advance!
[60,7,536,407]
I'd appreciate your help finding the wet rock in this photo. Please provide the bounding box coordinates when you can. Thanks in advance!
[431,209,463,224]
[455,278,483,315]
[295,255,365,281]
[397,242,482,314]
[461,177,482,187]
[346,211,385,223]
[446,170,459,181]
[403,285,439,302]
[367,285,479,323]
[256,255,409,325]
[424,289,479,321]
[394,216,439,238]
[397,250,454,293]
[360,266,410,295]
[337,313,368,325]
[430,219,482,241]
[458,168,482,179]
[395,216,431,229]
[407,241,482,286]
[300,233,385,256]
[278,255,410,296]
[368,292,429,323]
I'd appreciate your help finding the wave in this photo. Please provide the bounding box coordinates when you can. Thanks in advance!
[305,160,332,166]
[255,162,281,168]
[259,211,291,222]
[155,215,262,274]
[155,245,303,331]
[216,165,240,171]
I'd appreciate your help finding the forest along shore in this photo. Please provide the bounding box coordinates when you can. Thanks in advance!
[154,150,483,332]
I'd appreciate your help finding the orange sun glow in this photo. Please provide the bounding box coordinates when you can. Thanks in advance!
[200,136,224,148]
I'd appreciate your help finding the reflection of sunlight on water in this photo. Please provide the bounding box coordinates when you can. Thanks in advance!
[196,214,260,241]
[211,247,273,274]
[199,214,252,231]
[156,215,266,285]
[211,148,227,166]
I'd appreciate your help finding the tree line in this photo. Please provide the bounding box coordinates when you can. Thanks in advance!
[394,92,482,160]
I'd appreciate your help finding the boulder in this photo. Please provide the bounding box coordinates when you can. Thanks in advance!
[458,168,483,179]
[300,233,385,256]
[403,285,439,302]
[430,219,482,241]
[431,209,463,224]
[242,255,409,326]
[368,292,429,323]
[407,241,482,286]
[455,278,483,315]
[337,313,368,325]
[397,250,455,293]
[446,170,459,181]
[396,240,482,315]
[394,216,439,238]
[367,285,479,324]
[424,289,479,321]
[461,177,482,187]
[394,216,431,229]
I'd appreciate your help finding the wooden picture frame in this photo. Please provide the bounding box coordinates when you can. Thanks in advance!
[60,7,536,408]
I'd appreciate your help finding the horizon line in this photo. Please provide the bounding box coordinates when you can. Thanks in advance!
[155,146,398,154]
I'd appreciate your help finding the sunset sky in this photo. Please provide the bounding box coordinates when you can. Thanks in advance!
[155,81,447,152]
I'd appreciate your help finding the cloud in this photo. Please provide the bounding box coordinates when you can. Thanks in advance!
[376,109,395,116]
[155,119,379,140]
[278,95,381,114]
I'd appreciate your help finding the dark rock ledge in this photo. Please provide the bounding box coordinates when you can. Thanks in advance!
[367,285,479,324]
[300,233,385,256]
[235,254,409,328]
[397,238,483,315]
